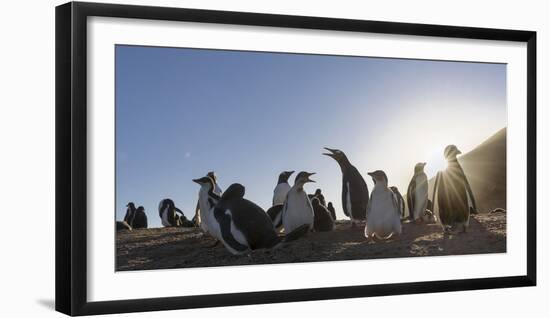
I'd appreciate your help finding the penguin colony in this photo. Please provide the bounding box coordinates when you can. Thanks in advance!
[117,145,484,254]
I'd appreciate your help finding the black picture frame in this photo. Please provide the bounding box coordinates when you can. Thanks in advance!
[55,1,537,316]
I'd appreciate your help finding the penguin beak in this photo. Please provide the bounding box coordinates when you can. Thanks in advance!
[456,149,462,155]
[322,147,336,158]
[287,170,295,176]
[306,172,316,183]
[367,172,374,176]
[192,178,201,184]
[422,162,427,166]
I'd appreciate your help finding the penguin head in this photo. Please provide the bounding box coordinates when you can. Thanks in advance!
[328,202,333,208]
[126,202,136,210]
[192,176,215,189]
[367,170,388,186]
[136,206,145,213]
[221,183,245,201]
[323,147,348,163]
[311,197,321,207]
[294,171,316,186]
[207,171,217,183]
[414,162,427,173]
[444,145,462,160]
[389,186,399,194]
[277,170,295,184]
[315,189,322,196]
[159,198,174,211]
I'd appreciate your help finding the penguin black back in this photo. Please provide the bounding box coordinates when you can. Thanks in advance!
[133,206,148,229]
[311,198,334,232]
[327,202,337,220]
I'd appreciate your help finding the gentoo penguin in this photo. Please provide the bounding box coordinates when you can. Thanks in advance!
[282,171,316,233]
[308,189,326,206]
[273,171,294,206]
[432,145,478,233]
[323,147,369,226]
[212,183,309,255]
[158,198,194,227]
[193,171,222,233]
[365,170,402,240]
[327,202,337,220]
[193,175,222,238]
[123,202,136,227]
[266,204,284,231]
[389,186,406,219]
[311,197,334,232]
[132,206,148,229]
[406,162,429,223]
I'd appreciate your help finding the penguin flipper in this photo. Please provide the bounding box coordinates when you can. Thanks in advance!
[407,178,416,219]
[214,208,249,255]
[463,172,478,213]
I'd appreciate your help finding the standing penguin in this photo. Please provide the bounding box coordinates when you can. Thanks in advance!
[365,170,402,240]
[123,202,136,227]
[327,202,337,220]
[308,189,326,206]
[407,162,429,223]
[282,171,316,233]
[272,171,294,206]
[323,148,369,226]
[193,175,222,238]
[432,145,477,233]
[132,206,148,229]
[389,186,406,219]
[194,171,222,228]
[212,183,309,255]
[311,197,334,232]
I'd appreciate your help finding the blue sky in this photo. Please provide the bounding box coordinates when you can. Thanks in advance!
[116,45,506,227]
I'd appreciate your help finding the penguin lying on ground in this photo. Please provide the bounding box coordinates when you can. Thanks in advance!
[432,145,478,233]
[389,186,405,219]
[311,197,334,232]
[365,170,402,240]
[213,183,309,255]
[116,221,132,231]
[132,206,148,229]
[422,209,437,223]
[194,171,222,229]
[273,171,294,206]
[323,147,369,227]
[158,198,194,227]
[407,162,429,223]
[282,171,316,233]
[327,202,337,220]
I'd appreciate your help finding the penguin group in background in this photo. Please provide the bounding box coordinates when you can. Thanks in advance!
[327,202,337,221]
[407,162,429,223]
[212,183,309,255]
[194,172,222,232]
[432,145,477,233]
[282,171,316,233]
[323,148,369,227]
[311,197,334,232]
[273,171,294,205]
[158,198,194,227]
[389,186,405,219]
[132,206,148,229]
[365,170,401,240]
[193,175,222,238]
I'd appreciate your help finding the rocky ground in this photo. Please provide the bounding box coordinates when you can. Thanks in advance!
[116,212,506,271]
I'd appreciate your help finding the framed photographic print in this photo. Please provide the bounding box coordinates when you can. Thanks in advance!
[55,1,536,316]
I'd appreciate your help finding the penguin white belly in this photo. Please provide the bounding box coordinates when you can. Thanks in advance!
[366,190,401,238]
[205,207,222,240]
[198,188,213,234]
[283,191,314,233]
[273,183,291,205]
[413,175,428,219]
[160,209,171,227]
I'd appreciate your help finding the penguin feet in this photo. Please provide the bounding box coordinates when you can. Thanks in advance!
[207,239,220,248]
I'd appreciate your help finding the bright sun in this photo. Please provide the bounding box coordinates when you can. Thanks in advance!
[425,145,447,178]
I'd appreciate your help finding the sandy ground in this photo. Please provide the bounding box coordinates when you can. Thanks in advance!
[116,212,506,271]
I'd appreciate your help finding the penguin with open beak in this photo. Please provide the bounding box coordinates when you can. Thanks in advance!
[282,171,316,233]
[323,147,369,227]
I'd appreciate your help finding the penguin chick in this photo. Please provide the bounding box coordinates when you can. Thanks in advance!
[311,197,334,232]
